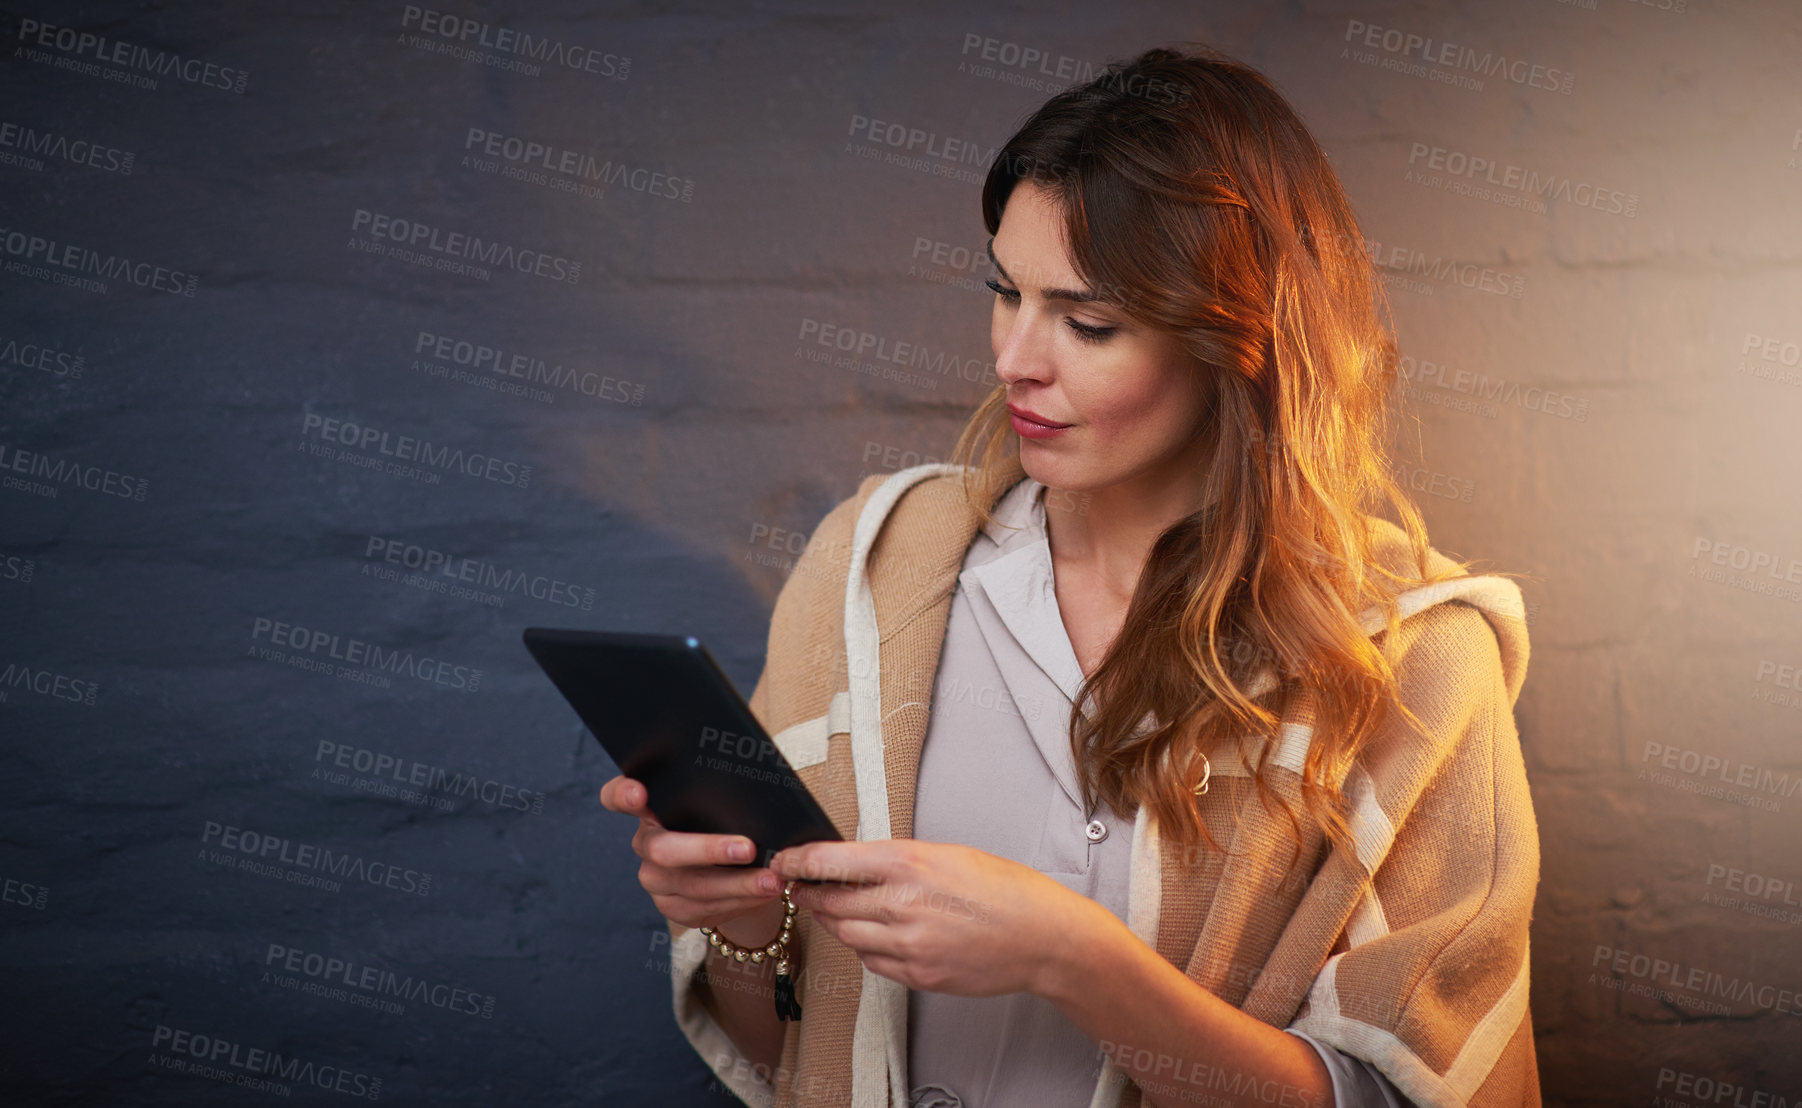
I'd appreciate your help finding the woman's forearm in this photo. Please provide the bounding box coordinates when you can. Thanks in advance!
[1036,898,1336,1108]
[690,895,790,1083]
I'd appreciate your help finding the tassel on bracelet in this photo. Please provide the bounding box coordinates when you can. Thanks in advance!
[700,880,803,1022]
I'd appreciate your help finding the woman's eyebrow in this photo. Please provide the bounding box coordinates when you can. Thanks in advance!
[986,238,1107,304]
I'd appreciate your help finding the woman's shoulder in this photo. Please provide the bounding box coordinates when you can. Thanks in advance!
[1360,512,1463,584]
[1355,512,1530,710]
[826,465,985,539]
[819,464,997,566]
[772,465,983,605]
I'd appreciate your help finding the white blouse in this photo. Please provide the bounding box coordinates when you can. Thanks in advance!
[905,475,1411,1108]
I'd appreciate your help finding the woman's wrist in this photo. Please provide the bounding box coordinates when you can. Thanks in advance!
[1032,892,1128,1005]
[707,894,789,959]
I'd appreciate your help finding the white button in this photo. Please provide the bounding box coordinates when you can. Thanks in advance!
[1085,819,1107,843]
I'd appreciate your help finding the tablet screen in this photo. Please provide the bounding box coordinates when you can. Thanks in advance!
[522,628,844,866]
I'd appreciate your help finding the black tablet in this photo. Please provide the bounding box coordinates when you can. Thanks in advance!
[522,627,844,869]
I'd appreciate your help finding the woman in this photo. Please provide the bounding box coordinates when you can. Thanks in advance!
[602,44,1540,1108]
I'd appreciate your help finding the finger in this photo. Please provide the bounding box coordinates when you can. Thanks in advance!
[857,952,918,989]
[645,862,781,903]
[806,915,906,973]
[600,775,644,813]
[799,882,900,923]
[807,908,839,944]
[602,777,664,828]
[662,894,784,927]
[829,916,902,956]
[642,827,760,870]
[771,840,893,885]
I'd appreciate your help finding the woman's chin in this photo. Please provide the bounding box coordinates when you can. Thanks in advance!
[1019,456,1088,494]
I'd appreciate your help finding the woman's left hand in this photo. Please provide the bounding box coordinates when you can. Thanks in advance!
[769,839,1100,999]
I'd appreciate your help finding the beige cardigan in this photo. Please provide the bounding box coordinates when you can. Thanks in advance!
[667,463,1542,1108]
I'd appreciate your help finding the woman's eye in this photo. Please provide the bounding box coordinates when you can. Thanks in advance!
[984,278,1115,343]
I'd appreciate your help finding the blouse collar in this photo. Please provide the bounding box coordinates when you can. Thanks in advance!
[960,475,1091,712]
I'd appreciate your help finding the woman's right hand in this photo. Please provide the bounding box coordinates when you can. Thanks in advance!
[599,774,784,931]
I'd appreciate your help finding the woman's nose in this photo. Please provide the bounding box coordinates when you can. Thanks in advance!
[994,314,1052,385]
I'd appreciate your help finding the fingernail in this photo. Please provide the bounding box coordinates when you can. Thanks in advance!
[729,839,754,862]
[759,872,779,893]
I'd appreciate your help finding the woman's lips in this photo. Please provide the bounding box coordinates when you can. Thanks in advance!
[1008,406,1071,439]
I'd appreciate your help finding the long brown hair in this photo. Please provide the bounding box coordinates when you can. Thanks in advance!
[949,44,1486,857]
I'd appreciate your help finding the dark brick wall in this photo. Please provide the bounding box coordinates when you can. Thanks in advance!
[2,2,1798,1105]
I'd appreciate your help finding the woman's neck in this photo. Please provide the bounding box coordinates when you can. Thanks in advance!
[1041,463,1217,606]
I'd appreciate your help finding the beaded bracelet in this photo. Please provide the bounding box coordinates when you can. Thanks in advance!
[700,880,802,1021]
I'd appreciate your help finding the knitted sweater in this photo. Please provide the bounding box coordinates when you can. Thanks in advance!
[666,463,1542,1108]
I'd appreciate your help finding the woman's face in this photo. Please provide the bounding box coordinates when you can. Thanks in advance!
[987,180,1212,500]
